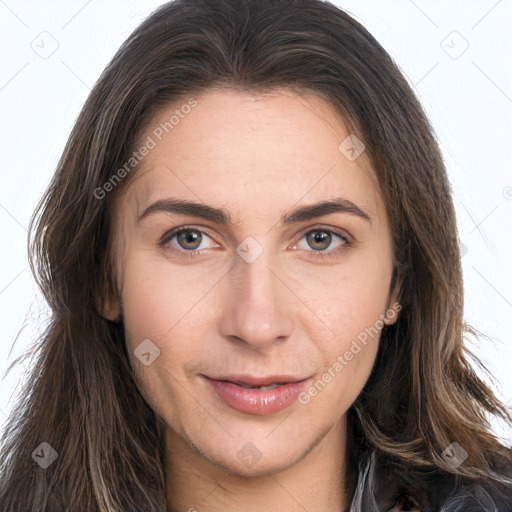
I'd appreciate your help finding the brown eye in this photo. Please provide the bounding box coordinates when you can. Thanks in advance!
[306,230,333,251]
[291,227,351,262]
[160,227,220,256]
[175,229,203,250]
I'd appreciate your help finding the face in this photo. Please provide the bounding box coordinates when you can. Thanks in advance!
[107,87,399,477]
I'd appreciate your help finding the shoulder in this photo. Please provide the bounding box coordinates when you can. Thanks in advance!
[348,449,512,511]
[386,451,512,512]
[389,475,512,512]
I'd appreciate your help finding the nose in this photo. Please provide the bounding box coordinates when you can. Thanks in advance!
[218,249,296,351]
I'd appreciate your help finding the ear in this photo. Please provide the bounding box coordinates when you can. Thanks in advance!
[383,266,402,325]
[96,277,122,322]
[97,296,122,322]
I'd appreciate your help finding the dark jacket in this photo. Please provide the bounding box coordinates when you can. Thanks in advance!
[346,450,512,511]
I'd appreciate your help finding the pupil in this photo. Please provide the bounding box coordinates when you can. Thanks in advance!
[178,230,201,250]
[308,231,330,250]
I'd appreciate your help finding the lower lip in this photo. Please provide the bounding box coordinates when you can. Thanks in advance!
[204,377,309,415]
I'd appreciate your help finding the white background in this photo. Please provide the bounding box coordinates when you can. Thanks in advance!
[1,0,511,443]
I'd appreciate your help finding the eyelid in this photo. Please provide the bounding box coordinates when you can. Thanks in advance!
[289,226,352,261]
[300,224,353,244]
[159,224,217,243]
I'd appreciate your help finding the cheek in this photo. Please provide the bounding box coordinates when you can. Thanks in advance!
[310,247,392,338]
[120,249,223,348]
[300,301,384,416]
[119,251,224,414]
[301,254,392,407]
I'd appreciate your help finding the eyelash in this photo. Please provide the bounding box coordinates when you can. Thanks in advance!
[159,225,352,261]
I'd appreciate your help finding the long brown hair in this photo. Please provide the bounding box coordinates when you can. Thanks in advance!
[1,0,511,510]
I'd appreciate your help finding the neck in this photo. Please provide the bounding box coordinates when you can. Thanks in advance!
[164,417,351,512]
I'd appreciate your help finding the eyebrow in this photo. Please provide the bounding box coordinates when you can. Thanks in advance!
[137,197,372,226]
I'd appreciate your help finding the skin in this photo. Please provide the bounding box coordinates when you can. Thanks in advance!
[103,87,400,512]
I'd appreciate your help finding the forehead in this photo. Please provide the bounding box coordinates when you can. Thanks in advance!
[120,87,383,226]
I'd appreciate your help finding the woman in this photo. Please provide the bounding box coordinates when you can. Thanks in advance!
[0,0,511,510]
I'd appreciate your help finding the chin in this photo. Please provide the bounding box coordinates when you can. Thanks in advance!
[182,419,331,478]
[204,442,308,478]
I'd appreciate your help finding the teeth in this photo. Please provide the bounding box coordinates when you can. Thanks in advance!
[258,383,280,390]
[238,383,282,390]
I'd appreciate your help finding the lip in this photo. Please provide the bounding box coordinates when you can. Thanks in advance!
[202,374,311,415]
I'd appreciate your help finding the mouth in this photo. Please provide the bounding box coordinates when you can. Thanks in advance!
[201,374,311,415]
[203,374,309,387]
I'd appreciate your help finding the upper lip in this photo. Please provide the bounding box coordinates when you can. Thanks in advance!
[203,374,309,387]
